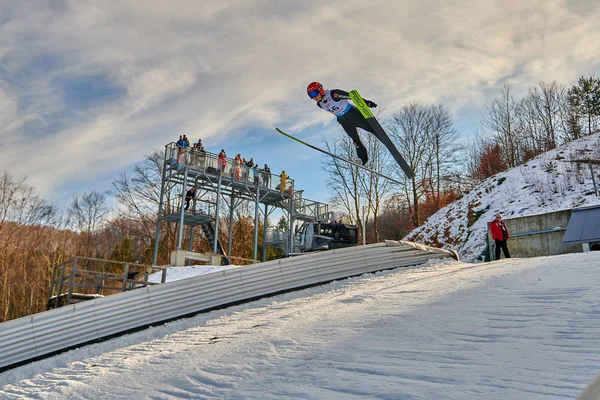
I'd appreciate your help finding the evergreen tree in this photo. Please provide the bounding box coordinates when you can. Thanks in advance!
[568,75,600,135]
[277,216,288,232]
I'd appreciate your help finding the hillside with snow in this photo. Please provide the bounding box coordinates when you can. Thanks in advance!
[406,133,600,261]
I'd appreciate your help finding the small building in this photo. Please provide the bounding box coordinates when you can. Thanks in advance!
[562,204,600,251]
[487,209,580,259]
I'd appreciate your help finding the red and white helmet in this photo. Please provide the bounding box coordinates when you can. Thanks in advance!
[307,81,325,98]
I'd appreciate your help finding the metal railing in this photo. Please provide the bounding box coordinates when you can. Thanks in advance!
[165,143,295,193]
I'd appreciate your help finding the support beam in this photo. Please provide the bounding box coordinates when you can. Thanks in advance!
[177,166,188,250]
[262,204,269,262]
[153,149,170,266]
[228,195,235,262]
[253,184,260,260]
[213,172,223,254]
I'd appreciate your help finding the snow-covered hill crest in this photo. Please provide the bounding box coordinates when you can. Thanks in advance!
[405,133,600,261]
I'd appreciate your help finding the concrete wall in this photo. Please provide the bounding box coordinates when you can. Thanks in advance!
[488,209,582,259]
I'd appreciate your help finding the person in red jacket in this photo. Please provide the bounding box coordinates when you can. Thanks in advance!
[490,213,511,260]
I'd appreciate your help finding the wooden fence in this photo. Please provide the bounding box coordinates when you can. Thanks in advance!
[46,257,167,310]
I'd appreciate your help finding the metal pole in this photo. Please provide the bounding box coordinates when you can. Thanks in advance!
[188,177,199,257]
[188,224,195,251]
[177,166,188,249]
[228,195,235,261]
[46,264,58,309]
[153,145,170,266]
[67,258,78,305]
[56,262,66,303]
[253,185,260,260]
[122,264,130,291]
[288,195,294,254]
[262,204,269,262]
[213,172,223,254]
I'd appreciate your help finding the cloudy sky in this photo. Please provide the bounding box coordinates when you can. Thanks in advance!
[1,0,599,204]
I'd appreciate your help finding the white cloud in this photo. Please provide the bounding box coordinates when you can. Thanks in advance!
[0,0,599,199]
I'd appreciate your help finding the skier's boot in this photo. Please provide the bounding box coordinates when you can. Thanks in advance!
[354,142,368,165]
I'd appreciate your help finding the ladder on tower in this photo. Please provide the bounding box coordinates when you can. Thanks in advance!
[200,222,230,265]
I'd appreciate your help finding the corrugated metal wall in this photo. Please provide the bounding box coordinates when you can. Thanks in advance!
[0,241,457,372]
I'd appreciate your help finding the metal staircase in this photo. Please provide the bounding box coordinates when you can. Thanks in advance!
[201,222,230,265]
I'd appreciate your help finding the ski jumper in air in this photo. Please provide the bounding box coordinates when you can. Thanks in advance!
[307,82,377,165]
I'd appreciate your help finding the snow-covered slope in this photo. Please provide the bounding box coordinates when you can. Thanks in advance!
[2,253,600,399]
[406,134,600,261]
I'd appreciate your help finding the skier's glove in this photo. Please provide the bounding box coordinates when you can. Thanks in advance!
[367,101,377,108]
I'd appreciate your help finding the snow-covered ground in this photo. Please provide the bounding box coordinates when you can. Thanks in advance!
[147,264,239,284]
[1,253,600,399]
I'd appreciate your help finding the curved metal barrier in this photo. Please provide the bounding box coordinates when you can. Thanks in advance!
[0,241,458,372]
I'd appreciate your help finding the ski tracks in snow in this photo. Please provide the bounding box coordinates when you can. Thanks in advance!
[1,254,600,399]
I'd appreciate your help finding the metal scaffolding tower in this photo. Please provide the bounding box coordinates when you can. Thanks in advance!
[152,143,330,266]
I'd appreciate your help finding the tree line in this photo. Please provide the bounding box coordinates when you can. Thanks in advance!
[0,151,273,322]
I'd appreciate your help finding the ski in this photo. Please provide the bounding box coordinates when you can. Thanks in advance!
[349,90,415,179]
[275,128,405,185]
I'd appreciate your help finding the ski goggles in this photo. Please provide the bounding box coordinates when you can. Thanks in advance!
[308,90,321,98]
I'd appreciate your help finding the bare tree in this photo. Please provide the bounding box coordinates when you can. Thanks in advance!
[359,134,395,242]
[67,190,110,256]
[111,150,179,263]
[386,103,460,227]
[323,131,395,243]
[426,105,463,207]
[323,135,365,237]
[0,171,55,257]
[68,190,108,228]
[386,103,431,227]
[484,84,520,167]
[522,81,568,151]
[0,171,56,321]
[516,96,546,160]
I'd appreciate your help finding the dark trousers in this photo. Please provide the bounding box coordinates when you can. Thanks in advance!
[337,106,375,146]
[495,240,511,259]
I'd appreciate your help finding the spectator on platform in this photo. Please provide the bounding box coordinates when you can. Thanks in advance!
[184,188,195,211]
[195,143,207,168]
[252,164,260,185]
[246,158,254,168]
[234,154,243,181]
[217,149,227,173]
[176,135,187,167]
[194,139,202,150]
[279,170,289,193]
[490,213,511,260]
[183,135,190,147]
[262,164,271,187]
